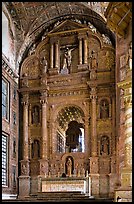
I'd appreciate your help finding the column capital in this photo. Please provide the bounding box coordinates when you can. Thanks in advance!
[124,95,132,107]
[21,93,29,105]
[90,86,97,100]
[40,89,48,96]
[40,99,47,105]
[78,31,88,39]
[50,36,59,44]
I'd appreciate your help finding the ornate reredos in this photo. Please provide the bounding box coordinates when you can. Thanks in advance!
[20,19,115,80]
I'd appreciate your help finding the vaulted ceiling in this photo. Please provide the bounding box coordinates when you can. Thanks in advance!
[3,2,115,73]
[105,2,132,37]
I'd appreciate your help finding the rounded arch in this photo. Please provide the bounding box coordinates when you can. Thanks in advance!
[20,54,39,77]
[88,33,103,49]
[56,105,85,131]
[50,103,86,123]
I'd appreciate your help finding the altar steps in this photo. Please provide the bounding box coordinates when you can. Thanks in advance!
[2,192,114,202]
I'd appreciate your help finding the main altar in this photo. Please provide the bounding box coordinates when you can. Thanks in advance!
[18,15,116,200]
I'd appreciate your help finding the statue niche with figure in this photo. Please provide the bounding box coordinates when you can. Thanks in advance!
[100,136,109,156]
[100,99,109,119]
[32,106,40,125]
[65,157,74,177]
[61,45,76,74]
[90,50,98,69]
[40,56,48,75]
[32,139,40,159]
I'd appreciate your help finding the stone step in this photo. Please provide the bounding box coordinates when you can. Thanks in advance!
[2,192,114,202]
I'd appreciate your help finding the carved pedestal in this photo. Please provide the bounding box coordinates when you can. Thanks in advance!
[48,68,59,75]
[39,159,49,176]
[89,157,99,197]
[18,176,31,198]
[77,64,88,72]
[18,160,30,198]
[90,174,100,198]
[109,173,118,198]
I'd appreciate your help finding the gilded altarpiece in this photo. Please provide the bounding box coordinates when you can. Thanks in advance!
[18,20,116,198]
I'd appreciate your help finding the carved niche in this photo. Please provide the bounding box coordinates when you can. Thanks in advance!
[100,135,110,156]
[99,99,109,119]
[31,105,40,125]
[31,139,40,159]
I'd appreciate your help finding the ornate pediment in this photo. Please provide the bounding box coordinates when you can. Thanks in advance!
[48,20,88,35]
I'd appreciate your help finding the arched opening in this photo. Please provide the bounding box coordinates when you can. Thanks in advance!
[66,121,84,153]
[56,106,85,153]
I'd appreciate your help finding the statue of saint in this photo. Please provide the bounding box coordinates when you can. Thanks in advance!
[66,158,72,177]
[32,106,39,124]
[21,164,27,175]
[40,56,48,74]
[90,50,97,69]
[126,42,132,70]
[101,136,109,155]
[32,140,40,159]
[100,100,109,119]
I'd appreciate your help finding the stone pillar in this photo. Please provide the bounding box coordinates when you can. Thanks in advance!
[50,43,54,69]
[90,86,97,157]
[84,38,88,64]
[79,38,82,65]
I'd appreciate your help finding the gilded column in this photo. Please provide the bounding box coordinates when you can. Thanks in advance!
[89,86,99,198]
[79,38,82,65]
[90,86,97,157]
[84,117,90,156]
[19,92,30,197]
[29,104,31,126]
[84,38,88,64]
[40,98,48,159]
[112,94,116,155]
[51,120,57,154]
[21,93,29,160]
[124,92,132,168]
[55,41,59,68]
[117,70,132,188]
[50,43,54,69]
